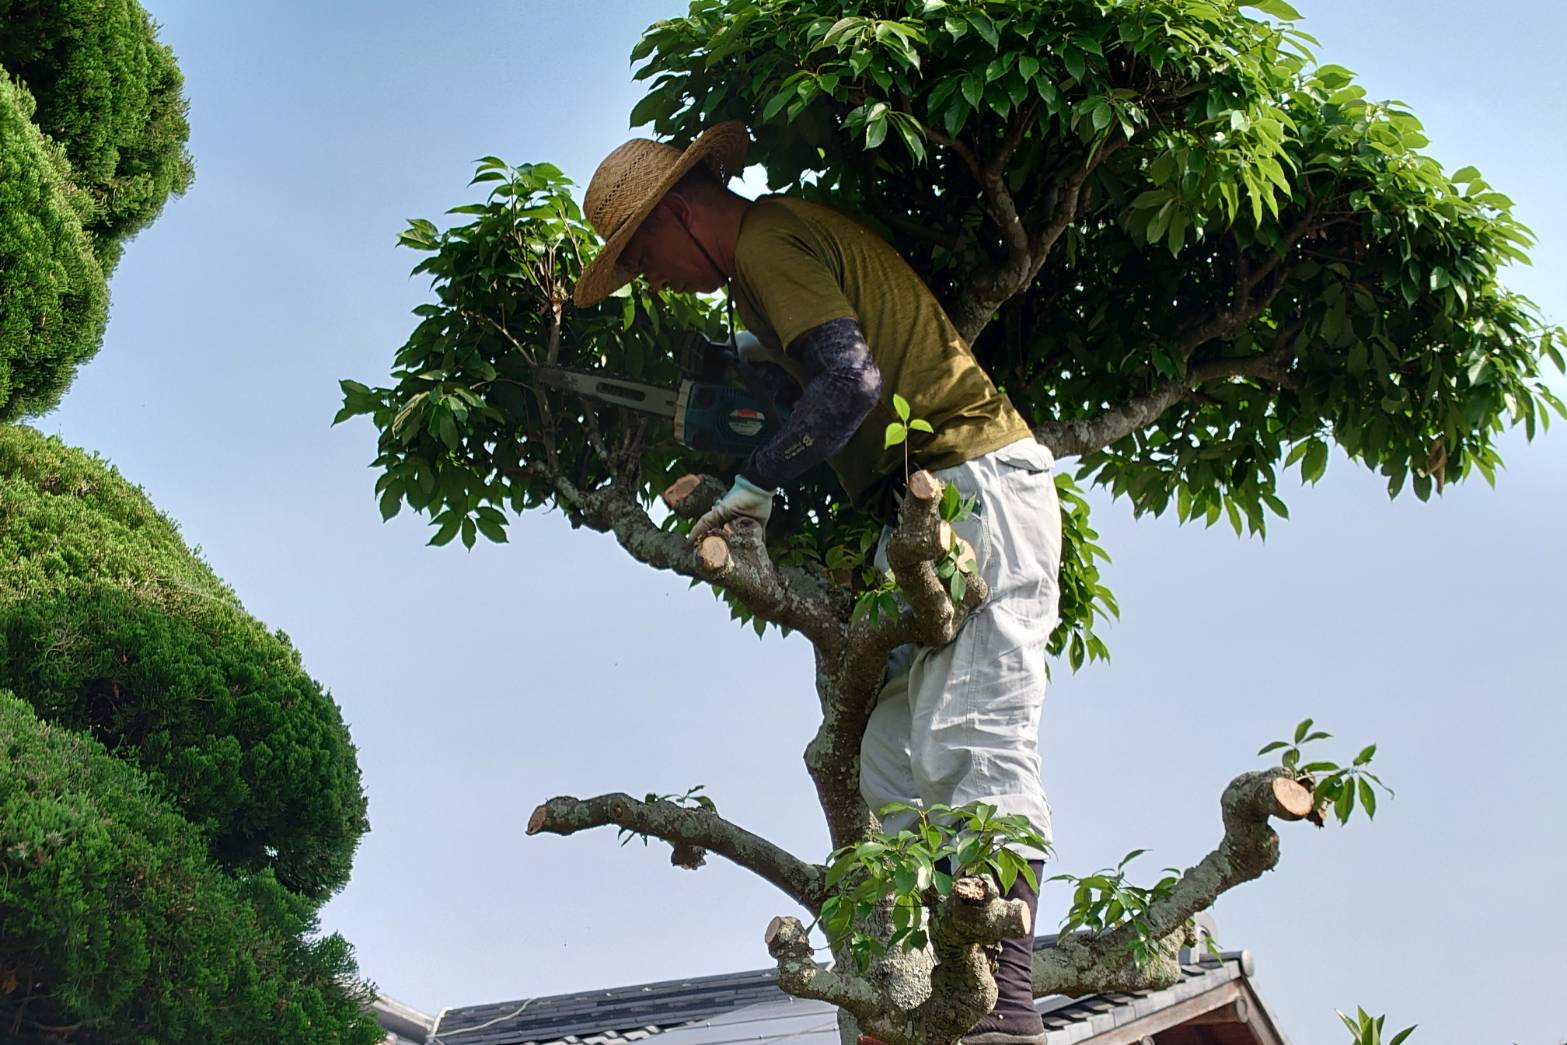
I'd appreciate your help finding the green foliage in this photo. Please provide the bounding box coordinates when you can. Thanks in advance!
[338,158,727,549]
[0,693,382,1044]
[1338,1007,1415,1045]
[0,73,108,421]
[1048,849,1187,964]
[352,0,1561,662]
[1053,474,1115,667]
[0,425,368,901]
[1258,717,1391,824]
[0,0,195,265]
[346,157,1124,661]
[625,0,1562,610]
[818,800,1050,971]
[881,391,934,479]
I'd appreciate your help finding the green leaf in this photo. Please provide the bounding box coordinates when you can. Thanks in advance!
[964,11,999,48]
[1302,439,1328,483]
[865,113,888,149]
[1241,0,1303,23]
[1063,46,1085,81]
[892,393,911,421]
[960,73,983,108]
[1358,777,1376,818]
[1090,99,1112,133]
[762,88,794,121]
[892,114,927,163]
[884,422,908,448]
[1334,781,1355,822]
[908,418,934,433]
[428,515,461,547]
[475,514,508,543]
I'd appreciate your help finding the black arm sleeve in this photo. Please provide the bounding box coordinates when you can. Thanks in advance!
[740,318,882,491]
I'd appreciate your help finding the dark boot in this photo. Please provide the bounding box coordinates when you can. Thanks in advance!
[962,860,1045,1045]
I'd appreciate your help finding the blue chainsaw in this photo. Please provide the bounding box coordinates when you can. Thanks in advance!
[533,332,782,458]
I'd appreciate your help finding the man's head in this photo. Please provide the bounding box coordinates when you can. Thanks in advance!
[619,168,735,296]
[573,123,750,307]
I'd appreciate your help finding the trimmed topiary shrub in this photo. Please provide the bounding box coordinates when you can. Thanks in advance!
[0,693,383,1044]
[0,0,194,265]
[0,425,368,901]
[0,73,108,421]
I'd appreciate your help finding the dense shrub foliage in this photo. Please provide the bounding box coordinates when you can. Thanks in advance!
[0,0,193,420]
[0,0,194,264]
[0,74,108,421]
[0,425,368,901]
[0,694,382,1044]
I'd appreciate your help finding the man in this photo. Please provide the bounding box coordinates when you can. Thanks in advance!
[573,122,1062,1045]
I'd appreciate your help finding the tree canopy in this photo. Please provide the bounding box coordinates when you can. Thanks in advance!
[346,0,1561,669]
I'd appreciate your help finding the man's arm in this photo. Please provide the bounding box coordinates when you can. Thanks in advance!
[687,318,881,542]
[741,318,882,490]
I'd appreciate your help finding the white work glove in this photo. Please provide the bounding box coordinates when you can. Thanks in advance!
[688,475,774,544]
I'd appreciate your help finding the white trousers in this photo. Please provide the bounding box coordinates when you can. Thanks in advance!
[860,437,1062,860]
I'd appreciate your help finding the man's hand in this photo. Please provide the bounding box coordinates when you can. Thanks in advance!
[688,475,774,544]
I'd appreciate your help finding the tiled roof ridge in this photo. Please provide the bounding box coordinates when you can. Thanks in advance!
[430,944,1254,1045]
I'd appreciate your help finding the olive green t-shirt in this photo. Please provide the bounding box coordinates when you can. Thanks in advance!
[732,195,1031,510]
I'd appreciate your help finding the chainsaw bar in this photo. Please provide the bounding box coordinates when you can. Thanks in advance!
[533,366,678,419]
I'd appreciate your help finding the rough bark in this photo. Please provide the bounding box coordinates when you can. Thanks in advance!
[1030,770,1314,997]
[767,877,1031,1045]
[529,793,825,910]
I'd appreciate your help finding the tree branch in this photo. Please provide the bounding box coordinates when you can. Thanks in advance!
[768,877,1032,1045]
[559,480,845,647]
[1031,769,1315,997]
[529,793,826,910]
[1033,316,1304,458]
[765,916,889,1023]
[897,878,1031,1044]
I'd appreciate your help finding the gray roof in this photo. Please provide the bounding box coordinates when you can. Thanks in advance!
[416,933,1287,1045]
[427,967,786,1045]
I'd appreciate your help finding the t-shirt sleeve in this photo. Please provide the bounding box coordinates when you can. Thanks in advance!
[734,206,859,353]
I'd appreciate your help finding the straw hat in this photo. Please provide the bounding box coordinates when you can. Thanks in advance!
[573,121,750,307]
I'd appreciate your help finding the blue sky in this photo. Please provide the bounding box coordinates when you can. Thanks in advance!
[38,2,1565,1042]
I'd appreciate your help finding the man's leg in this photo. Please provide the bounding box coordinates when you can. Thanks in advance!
[906,441,1062,1042]
[860,642,919,833]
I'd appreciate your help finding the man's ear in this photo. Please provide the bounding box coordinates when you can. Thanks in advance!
[659,191,693,224]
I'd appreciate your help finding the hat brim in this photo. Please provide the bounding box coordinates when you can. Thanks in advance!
[572,122,749,308]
